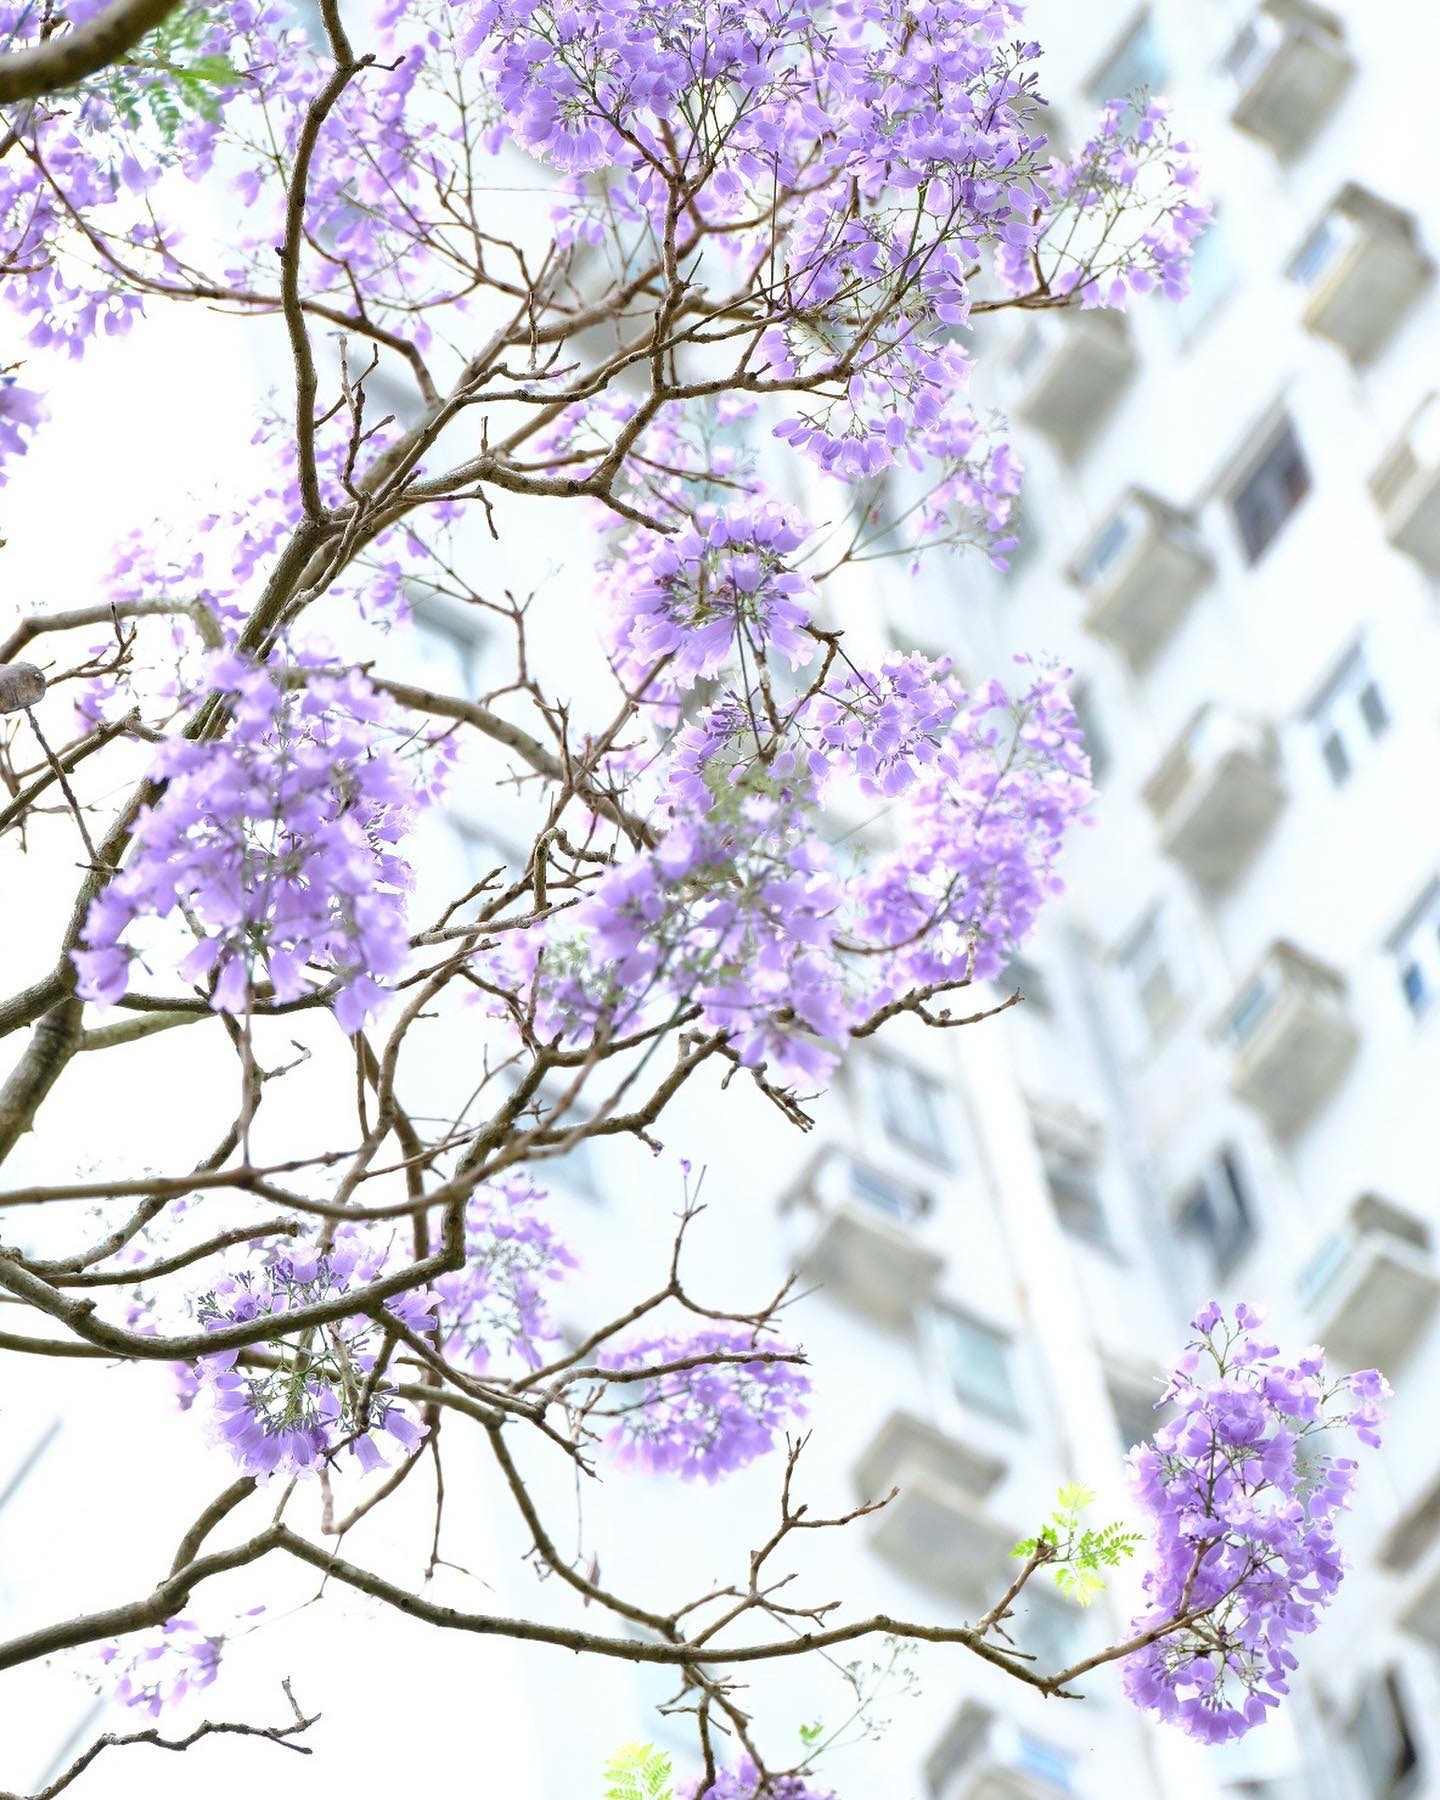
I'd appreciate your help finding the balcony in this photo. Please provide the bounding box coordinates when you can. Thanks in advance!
[854,1415,1013,1598]
[1293,185,1433,364]
[1219,942,1359,1137]
[785,1150,941,1325]
[854,1410,1005,1507]
[1069,490,1212,666]
[927,1703,1077,1800]
[1370,395,1440,574]
[1142,707,1286,890]
[1006,310,1136,459]
[1224,1,1353,159]
[1299,1195,1438,1372]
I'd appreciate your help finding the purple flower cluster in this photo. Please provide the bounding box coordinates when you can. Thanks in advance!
[1122,1303,1388,1744]
[848,663,1092,990]
[791,653,967,799]
[1030,98,1210,308]
[72,652,419,1032]
[97,1616,224,1717]
[431,1176,577,1373]
[191,1238,432,1479]
[603,502,816,703]
[683,1761,833,1800]
[599,1328,809,1481]
[492,659,1089,1082]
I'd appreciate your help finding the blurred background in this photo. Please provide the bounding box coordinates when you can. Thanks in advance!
[3,1,1440,1796]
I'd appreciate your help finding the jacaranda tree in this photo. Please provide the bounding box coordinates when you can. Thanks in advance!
[0,0,1389,1792]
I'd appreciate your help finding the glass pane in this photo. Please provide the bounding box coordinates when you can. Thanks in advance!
[848,1161,925,1223]
[1290,213,1350,286]
[941,1311,1019,1418]
[1322,730,1352,785]
[1359,681,1390,738]
[1232,420,1310,563]
[1079,504,1140,586]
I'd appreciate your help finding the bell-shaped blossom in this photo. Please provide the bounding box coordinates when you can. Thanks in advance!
[599,1328,809,1481]
[1122,1303,1388,1743]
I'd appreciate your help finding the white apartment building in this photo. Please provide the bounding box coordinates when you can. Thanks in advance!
[4,3,1440,1798]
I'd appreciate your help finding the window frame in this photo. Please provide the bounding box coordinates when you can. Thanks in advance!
[1178,1147,1256,1278]
[1305,641,1391,790]
[1229,416,1312,565]
[926,1304,1022,1423]
[871,1053,954,1166]
[1388,880,1440,1021]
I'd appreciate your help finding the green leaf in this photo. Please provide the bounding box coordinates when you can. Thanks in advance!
[1014,1485,1143,1608]
[603,1743,674,1800]
[798,1721,825,1747]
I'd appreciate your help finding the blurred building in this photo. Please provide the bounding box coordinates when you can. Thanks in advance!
[3,3,1440,1799]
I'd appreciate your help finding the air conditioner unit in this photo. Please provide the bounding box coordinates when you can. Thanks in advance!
[1219,942,1359,1136]
[1069,490,1213,665]
[1299,1194,1438,1371]
[1006,310,1136,459]
[1142,707,1286,889]
[1370,394,1440,573]
[1292,185,1433,364]
[785,1150,941,1325]
[853,1415,1014,1597]
[1224,0,1353,159]
[853,1409,1006,1507]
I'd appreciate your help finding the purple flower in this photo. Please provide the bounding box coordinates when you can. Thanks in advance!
[1122,1305,1388,1742]
[431,1176,577,1373]
[187,1233,432,1481]
[599,1328,809,1482]
[72,654,421,1033]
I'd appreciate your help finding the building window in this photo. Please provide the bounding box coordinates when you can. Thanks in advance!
[1288,209,1359,290]
[1230,417,1311,564]
[1349,1668,1420,1799]
[872,1056,953,1165]
[1032,1104,1108,1244]
[1087,12,1167,113]
[1390,882,1440,1019]
[1178,1148,1256,1277]
[1044,1147,1109,1244]
[1074,496,1147,589]
[1069,683,1109,785]
[843,1157,929,1225]
[928,1307,1021,1421]
[1118,908,1183,1041]
[1306,642,1390,787]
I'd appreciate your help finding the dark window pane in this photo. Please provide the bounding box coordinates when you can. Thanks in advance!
[1322,731,1351,785]
[1359,681,1390,738]
[1232,420,1311,564]
[933,1309,1021,1420]
[1180,1152,1256,1277]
